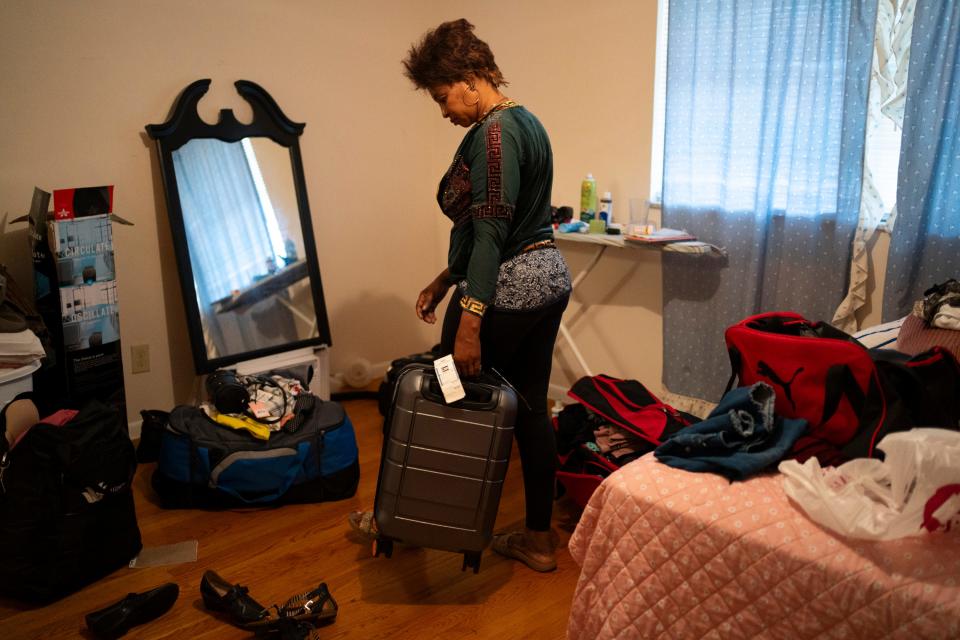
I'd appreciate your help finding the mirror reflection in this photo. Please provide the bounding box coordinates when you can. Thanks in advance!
[171,137,317,360]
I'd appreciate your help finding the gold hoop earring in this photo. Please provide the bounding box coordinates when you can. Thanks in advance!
[462,86,480,107]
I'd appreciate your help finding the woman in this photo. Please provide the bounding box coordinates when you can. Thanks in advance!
[405,18,572,572]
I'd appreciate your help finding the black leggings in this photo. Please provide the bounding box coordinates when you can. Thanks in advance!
[441,289,569,531]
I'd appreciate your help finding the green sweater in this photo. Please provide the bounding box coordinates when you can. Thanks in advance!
[437,104,554,306]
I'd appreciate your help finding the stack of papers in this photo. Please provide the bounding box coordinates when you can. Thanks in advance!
[624,228,696,244]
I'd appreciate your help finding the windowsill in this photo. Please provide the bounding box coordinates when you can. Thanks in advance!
[649,198,893,234]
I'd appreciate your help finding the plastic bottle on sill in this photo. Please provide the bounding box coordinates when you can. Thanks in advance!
[579,174,597,222]
[598,191,613,225]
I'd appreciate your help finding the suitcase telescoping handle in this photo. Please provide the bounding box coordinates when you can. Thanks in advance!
[421,376,501,411]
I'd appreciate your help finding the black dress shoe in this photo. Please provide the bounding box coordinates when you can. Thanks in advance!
[85,583,179,639]
[200,569,271,628]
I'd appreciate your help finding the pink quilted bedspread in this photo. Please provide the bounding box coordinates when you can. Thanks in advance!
[568,454,960,640]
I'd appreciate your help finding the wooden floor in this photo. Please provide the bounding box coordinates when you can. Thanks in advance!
[0,395,584,639]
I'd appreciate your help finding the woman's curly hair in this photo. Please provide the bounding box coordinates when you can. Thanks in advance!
[403,19,507,89]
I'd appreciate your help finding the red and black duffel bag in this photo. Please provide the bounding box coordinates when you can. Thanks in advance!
[566,374,692,446]
[725,312,960,460]
[555,375,695,507]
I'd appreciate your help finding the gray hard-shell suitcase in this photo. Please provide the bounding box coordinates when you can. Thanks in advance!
[373,364,517,573]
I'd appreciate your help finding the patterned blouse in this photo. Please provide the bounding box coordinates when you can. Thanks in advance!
[437,103,570,315]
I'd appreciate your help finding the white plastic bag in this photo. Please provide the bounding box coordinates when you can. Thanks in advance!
[779,428,960,540]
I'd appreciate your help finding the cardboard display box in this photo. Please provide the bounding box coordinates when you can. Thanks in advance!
[24,186,128,428]
[58,281,121,351]
[48,214,117,287]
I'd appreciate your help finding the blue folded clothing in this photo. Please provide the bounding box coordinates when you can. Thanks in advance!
[654,382,807,480]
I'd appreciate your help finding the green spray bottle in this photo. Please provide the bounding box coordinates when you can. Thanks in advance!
[580,173,597,222]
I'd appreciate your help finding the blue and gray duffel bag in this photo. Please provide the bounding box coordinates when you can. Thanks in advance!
[151,398,359,508]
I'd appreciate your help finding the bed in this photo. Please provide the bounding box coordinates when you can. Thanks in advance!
[567,454,960,639]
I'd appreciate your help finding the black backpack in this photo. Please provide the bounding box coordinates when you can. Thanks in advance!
[0,397,142,602]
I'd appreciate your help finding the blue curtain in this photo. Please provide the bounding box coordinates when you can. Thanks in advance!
[882,0,960,320]
[172,139,277,309]
[661,0,877,401]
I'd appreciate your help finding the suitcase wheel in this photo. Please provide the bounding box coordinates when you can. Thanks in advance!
[375,537,393,559]
[461,551,481,574]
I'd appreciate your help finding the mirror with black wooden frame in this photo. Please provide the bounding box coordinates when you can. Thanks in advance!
[147,79,331,374]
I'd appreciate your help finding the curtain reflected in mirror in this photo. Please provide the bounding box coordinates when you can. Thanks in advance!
[171,137,317,360]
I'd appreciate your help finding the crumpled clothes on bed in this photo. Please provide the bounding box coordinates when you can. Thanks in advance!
[594,424,648,461]
[920,278,960,329]
[654,382,807,480]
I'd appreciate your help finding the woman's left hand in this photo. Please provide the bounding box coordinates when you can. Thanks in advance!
[454,312,482,378]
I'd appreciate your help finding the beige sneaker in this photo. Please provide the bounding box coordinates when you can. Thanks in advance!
[347,510,378,540]
[491,528,557,572]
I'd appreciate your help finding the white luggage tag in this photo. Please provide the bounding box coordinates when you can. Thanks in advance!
[433,354,466,404]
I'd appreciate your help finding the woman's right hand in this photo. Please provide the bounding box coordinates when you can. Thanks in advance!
[416,271,452,324]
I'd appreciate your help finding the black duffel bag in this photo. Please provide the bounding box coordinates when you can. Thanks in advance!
[0,397,142,602]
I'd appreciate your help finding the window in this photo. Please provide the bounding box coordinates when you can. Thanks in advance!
[867,108,903,216]
[241,138,287,267]
[649,0,910,222]
[649,0,669,205]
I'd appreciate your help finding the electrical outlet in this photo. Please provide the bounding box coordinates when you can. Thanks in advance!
[131,344,150,374]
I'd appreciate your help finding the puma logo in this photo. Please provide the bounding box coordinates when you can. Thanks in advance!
[757,361,804,411]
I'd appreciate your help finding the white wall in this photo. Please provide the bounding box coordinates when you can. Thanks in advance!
[0,0,450,418]
[20,0,872,424]
[2,0,884,421]
[0,0,666,421]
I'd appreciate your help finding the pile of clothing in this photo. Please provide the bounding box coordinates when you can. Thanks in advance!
[0,329,44,371]
[555,375,812,499]
[920,279,960,329]
[897,278,960,359]
[654,382,808,481]
[554,375,697,506]
[201,372,311,440]
[0,266,48,405]
[556,402,656,476]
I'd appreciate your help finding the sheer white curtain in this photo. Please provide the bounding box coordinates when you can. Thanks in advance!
[833,0,916,331]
